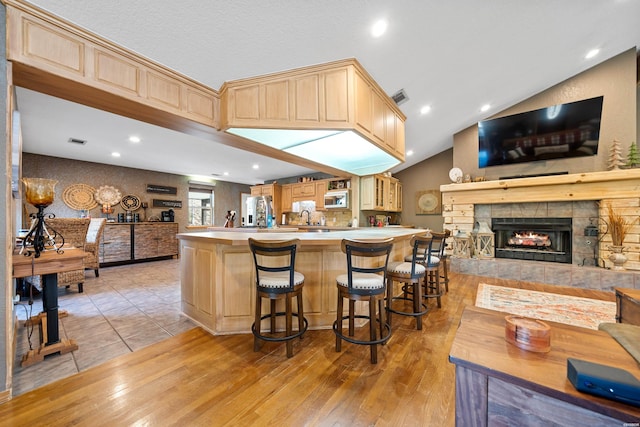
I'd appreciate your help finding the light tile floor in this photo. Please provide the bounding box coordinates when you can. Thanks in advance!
[12,258,195,396]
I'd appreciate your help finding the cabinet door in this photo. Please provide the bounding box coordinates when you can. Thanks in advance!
[375,176,387,210]
[360,175,375,210]
[292,182,315,198]
[133,224,158,259]
[281,185,293,213]
[101,224,132,263]
[315,182,326,210]
[250,186,262,196]
[156,223,179,258]
[388,180,398,212]
[260,184,274,197]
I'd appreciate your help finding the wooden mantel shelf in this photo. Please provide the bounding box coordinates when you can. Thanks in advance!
[440,169,640,205]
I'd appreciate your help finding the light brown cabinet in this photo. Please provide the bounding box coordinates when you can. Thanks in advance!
[6,7,219,130]
[223,60,405,165]
[315,181,328,210]
[100,222,178,265]
[360,174,402,212]
[292,182,316,198]
[281,185,293,213]
[250,184,278,196]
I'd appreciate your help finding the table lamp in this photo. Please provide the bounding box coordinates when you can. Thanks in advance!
[21,177,59,258]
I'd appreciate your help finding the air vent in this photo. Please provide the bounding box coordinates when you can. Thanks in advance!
[391,89,409,106]
[210,173,221,177]
[68,137,87,145]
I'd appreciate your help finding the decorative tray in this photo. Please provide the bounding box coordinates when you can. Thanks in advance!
[120,194,141,211]
[94,185,122,206]
[62,183,98,210]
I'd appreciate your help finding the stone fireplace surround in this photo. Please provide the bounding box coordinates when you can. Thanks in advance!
[441,169,640,291]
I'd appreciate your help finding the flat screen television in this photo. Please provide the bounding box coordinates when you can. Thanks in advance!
[478,96,603,168]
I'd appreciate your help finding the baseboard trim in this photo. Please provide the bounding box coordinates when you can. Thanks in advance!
[0,389,11,404]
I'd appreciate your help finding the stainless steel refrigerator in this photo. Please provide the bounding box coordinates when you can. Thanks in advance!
[245,195,272,227]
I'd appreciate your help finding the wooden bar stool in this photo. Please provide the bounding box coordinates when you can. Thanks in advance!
[422,232,447,308]
[334,238,394,364]
[249,238,308,358]
[431,230,451,292]
[387,235,431,330]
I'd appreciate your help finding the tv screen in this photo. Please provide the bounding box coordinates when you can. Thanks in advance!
[478,96,603,168]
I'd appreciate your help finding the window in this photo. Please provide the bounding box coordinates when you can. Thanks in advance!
[188,189,214,226]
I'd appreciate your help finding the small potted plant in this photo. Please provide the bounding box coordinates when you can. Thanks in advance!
[603,203,634,270]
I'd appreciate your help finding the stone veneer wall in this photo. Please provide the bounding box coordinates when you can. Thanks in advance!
[450,200,640,291]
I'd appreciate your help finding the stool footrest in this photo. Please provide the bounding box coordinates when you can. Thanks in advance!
[333,315,391,346]
[252,312,308,343]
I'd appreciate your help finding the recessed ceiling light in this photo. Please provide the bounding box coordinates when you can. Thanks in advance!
[420,105,431,115]
[371,19,388,38]
[129,136,141,143]
[585,48,600,59]
[406,150,414,156]
[223,172,229,176]
[111,152,121,157]
[252,164,259,169]
[480,104,491,113]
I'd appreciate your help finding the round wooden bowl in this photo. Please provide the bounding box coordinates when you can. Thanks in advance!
[504,315,551,353]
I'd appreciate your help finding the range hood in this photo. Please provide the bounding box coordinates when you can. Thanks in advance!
[221,59,406,176]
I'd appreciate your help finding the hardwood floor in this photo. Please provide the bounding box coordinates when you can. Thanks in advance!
[0,271,615,426]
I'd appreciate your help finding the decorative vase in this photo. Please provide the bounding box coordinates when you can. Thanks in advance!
[608,245,628,270]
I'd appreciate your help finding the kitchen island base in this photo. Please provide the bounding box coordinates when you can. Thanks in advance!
[178,229,420,335]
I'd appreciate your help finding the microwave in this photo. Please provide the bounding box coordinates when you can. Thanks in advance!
[324,190,350,209]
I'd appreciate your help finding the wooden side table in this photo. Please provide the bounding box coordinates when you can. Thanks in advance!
[615,288,640,326]
[12,248,86,367]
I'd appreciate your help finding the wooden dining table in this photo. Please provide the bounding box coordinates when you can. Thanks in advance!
[12,248,86,366]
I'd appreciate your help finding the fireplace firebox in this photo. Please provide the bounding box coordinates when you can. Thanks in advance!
[492,218,572,263]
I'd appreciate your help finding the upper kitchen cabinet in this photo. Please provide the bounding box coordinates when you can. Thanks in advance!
[5,5,220,130]
[221,59,406,165]
[250,183,281,198]
[360,174,402,212]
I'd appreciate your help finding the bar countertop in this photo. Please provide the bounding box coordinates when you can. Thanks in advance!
[178,227,426,246]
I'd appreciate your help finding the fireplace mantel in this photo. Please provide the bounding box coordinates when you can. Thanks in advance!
[441,169,640,206]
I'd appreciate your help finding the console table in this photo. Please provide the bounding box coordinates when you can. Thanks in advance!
[12,248,85,366]
[449,306,640,425]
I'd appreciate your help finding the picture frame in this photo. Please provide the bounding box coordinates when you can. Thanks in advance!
[415,190,441,215]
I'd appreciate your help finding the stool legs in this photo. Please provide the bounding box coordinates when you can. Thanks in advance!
[334,288,390,364]
[252,288,308,358]
[425,270,442,308]
[441,257,449,292]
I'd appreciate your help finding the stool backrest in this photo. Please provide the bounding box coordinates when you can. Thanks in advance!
[248,238,300,290]
[408,234,434,276]
[430,230,450,260]
[341,238,394,292]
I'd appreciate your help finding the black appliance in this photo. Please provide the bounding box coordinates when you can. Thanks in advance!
[478,96,603,168]
[161,209,175,222]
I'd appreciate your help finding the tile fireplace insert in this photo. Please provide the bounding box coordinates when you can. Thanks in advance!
[492,217,572,264]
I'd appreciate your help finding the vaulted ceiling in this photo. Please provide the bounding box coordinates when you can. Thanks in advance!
[15,0,640,185]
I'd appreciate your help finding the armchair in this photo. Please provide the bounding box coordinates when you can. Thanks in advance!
[30,218,91,293]
[84,218,106,277]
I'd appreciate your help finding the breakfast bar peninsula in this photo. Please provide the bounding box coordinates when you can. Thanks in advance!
[177,227,423,334]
